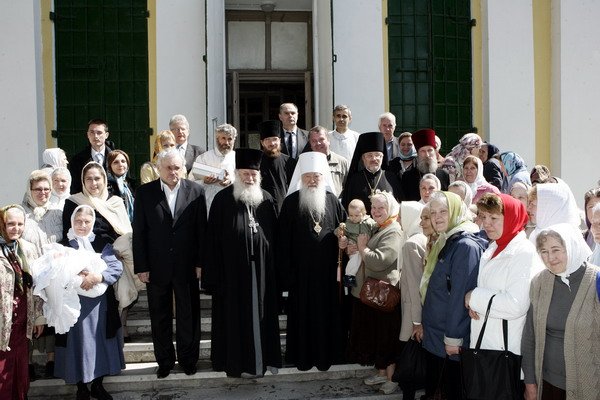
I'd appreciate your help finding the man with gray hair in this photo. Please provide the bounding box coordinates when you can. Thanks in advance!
[307,125,348,197]
[133,148,207,379]
[328,104,360,161]
[190,123,237,211]
[203,148,282,378]
[378,112,400,161]
[169,114,203,173]
[277,152,346,371]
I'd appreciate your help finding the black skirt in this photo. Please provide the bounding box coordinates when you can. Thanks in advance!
[347,296,401,370]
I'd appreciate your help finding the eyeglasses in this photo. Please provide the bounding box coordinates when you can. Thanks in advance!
[32,188,51,193]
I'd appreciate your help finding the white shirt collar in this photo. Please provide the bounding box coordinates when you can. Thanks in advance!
[160,179,181,193]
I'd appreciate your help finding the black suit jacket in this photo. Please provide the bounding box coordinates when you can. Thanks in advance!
[132,179,207,283]
[279,128,309,159]
[400,166,450,201]
[184,144,204,174]
[68,144,113,194]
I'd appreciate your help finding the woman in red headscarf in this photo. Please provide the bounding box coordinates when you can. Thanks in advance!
[464,193,545,396]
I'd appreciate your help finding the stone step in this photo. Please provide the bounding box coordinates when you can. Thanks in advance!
[124,314,288,336]
[28,363,380,399]
[33,334,288,365]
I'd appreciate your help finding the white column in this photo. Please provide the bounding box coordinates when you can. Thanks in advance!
[156,0,207,149]
[332,0,385,132]
[481,0,536,167]
[206,0,227,148]
[0,2,45,204]
[551,0,600,205]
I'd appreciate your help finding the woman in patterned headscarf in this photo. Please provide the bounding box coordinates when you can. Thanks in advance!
[0,205,43,400]
[499,151,531,193]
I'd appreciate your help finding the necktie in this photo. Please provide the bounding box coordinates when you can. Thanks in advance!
[286,132,295,158]
[95,153,103,164]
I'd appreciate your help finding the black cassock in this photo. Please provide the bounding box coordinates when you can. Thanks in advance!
[340,169,402,214]
[260,153,296,211]
[203,185,282,377]
[277,190,347,371]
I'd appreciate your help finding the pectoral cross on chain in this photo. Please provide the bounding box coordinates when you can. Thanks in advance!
[247,205,259,234]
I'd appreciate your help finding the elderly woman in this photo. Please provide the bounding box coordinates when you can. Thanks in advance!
[522,224,600,400]
[41,148,68,171]
[419,173,441,204]
[21,170,63,253]
[341,191,403,395]
[478,142,503,191]
[106,150,135,222]
[396,132,417,175]
[499,151,531,194]
[139,130,178,184]
[21,170,63,378]
[465,194,544,396]
[527,179,580,243]
[583,187,600,249]
[54,205,125,400]
[442,133,483,183]
[49,167,72,210]
[420,191,488,399]
[461,155,500,204]
[0,205,43,400]
[397,201,427,400]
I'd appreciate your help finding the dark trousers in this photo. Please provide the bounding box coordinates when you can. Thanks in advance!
[424,351,464,400]
[541,380,566,400]
[147,276,200,369]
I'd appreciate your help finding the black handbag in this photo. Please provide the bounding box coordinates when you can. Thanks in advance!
[461,295,522,400]
[392,338,427,389]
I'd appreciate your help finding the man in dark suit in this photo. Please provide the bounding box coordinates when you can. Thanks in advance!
[133,148,207,378]
[68,118,114,193]
[278,103,309,159]
[169,114,203,174]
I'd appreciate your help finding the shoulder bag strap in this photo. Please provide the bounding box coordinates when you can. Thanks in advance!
[474,294,496,350]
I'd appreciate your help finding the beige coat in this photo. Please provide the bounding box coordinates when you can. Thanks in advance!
[351,221,402,299]
[0,239,43,350]
[399,233,427,341]
[529,265,600,400]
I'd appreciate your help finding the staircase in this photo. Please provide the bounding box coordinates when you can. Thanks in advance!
[28,290,383,399]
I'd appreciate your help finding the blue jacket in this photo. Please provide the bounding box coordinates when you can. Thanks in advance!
[422,231,488,359]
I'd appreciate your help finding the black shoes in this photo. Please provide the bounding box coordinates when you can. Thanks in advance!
[76,383,90,400]
[44,361,55,378]
[156,365,173,379]
[90,380,113,400]
[183,364,197,376]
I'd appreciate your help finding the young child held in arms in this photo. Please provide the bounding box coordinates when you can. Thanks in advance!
[339,199,377,287]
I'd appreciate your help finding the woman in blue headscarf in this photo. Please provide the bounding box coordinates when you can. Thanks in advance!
[499,151,531,194]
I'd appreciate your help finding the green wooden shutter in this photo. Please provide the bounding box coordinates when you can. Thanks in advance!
[388,0,473,153]
[53,0,150,181]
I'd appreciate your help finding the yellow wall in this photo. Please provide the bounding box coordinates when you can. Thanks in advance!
[471,0,483,139]
[147,0,157,157]
[532,0,551,167]
[41,1,55,148]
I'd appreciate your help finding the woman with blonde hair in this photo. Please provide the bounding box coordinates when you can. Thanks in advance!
[139,130,180,184]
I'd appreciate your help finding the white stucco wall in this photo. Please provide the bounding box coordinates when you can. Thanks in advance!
[206,0,227,148]
[313,0,334,127]
[155,0,208,149]
[551,0,600,205]
[481,0,536,169]
[331,0,385,133]
[0,2,45,205]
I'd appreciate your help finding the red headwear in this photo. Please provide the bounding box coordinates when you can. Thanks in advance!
[412,128,437,150]
[492,193,529,258]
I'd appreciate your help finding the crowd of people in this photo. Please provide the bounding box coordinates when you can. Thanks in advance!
[0,104,599,400]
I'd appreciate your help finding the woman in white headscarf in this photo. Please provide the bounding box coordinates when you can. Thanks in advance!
[54,205,125,400]
[527,179,581,244]
[48,167,72,210]
[461,155,500,204]
[522,223,600,400]
[41,148,68,171]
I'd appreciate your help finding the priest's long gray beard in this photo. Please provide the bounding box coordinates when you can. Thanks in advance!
[417,156,438,174]
[299,184,326,221]
[233,177,264,208]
